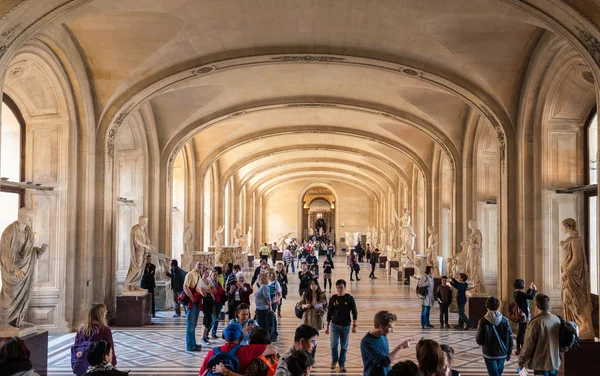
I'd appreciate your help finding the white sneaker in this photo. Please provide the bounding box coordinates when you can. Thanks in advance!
[200,338,211,346]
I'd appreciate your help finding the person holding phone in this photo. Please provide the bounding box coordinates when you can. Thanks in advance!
[227,303,259,345]
[296,279,328,357]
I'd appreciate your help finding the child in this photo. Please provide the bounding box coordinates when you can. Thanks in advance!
[435,276,453,328]
[450,273,472,330]
[475,296,513,375]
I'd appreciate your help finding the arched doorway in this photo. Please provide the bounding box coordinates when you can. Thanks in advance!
[301,187,335,243]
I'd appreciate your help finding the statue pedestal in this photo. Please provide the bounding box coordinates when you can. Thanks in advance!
[246,253,254,268]
[23,330,48,376]
[386,260,399,275]
[216,246,243,266]
[390,266,402,281]
[378,255,387,268]
[402,266,415,285]
[193,251,215,268]
[564,341,600,376]
[116,293,152,326]
[154,280,173,311]
[467,296,488,328]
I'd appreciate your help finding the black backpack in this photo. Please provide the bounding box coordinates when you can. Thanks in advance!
[557,315,579,352]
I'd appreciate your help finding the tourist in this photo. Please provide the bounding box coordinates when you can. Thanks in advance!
[296,279,328,356]
[435,276,453,328]
[388,360,421,376]
[0,336,40,376]
[518,294,561,376]
[271,242,280,265]
[322,255,334,292]
[199,322,278,375]
[325,279,358,372]
[360,310,413,376]
[283,247,294,273]
[212,327,278,376]
[349,250,360,281]
[475,296,513,376]
[327,242,335,257]
[251,259,268,287]
[140,254,156,317]
[268,268,283,341]
[366,244,372,261]
[417,266,435,329]
[450,273,472,330]
[260,243,270,264]
[72,303,117,375]
[210,268,227,339]
[276,262,288,318]
[255,272,273,334]
[199,267,215,345]
[416,339,447,376]
[284,350,314,376]
[228,303,259,345]
[229,272,253,312]
[513,279,537,355]
[275,325,319,376]
[166,259,187,317]
[225,265,242,320]
[83,340,128,375]
[368,248,379,279]
[184,260,203,351]
[306,250,318,277]
[440,344,460,376]
[298,261,313,297]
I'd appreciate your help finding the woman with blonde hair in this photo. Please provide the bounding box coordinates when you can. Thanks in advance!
[71,303,116,375]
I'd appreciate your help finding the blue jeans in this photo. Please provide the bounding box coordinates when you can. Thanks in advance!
[270,303,279,341]
[458,303,471,327]
[484,358,505,376]
[421,305,431,327]
[533,372,557,376]
[330,323,350,366]
[186,303,200,350]
[211,302,223,336]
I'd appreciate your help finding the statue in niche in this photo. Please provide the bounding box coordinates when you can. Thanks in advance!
[389,223,397,249]
[464,220,485,294]
[560,218,595,340]
[396,209,416,264]
[0,208,47,332]
[246,226,253,255]
[233,223,243,247]
[426,226,439,275]
[183,222,197,271]
[123,216,156,292]
[379,227,387,253]
[372,227,378,249]
[344,232,360,249]
[214,225,225,264]
[366,227,373,249]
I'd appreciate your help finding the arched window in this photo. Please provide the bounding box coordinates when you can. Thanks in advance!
[585,111,598,294]
[0,95,25,232]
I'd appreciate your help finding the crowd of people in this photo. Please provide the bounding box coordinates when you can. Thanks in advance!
[0,240,570,376]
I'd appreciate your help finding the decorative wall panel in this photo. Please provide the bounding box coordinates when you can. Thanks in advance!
[31,127,60,184]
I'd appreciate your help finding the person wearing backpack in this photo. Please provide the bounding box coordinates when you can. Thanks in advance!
[199,322,278,375]
[417,266,435,329]
[71,303,117,375]
[212,328,279,376]
[518,294,561,376]
[512,279,537,355]
[475,296,513,376]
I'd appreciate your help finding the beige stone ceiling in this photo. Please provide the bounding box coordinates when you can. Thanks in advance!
[45,0,550,193]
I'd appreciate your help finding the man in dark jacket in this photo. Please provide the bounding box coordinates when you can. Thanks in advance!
[476,296,513,376]
[166,259,187,317]
[140,254,156,317]
[368,248,379,279]
[450,273,472,329]
[251,258,268,286]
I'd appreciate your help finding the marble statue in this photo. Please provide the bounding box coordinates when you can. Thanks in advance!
[183,222,197,271]
[389,223,397,249]
[380,227,387,252]
[396,209,416,264]
[308,227,314,236]
[278,232,293,251]
[214,225,225,264]
[372,227,378,249]
[123,216,155,292]
[233,223,243,247]
[448,241,468,278]
[0,207,47,332]
[426,226,439,275]
[344,232,360,249]
[245,226,253,255]
[464,220,485,294]
[366,227,373,248]
[560,218,594,340]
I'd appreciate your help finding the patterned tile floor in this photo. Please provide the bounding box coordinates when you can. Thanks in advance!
[48,256,517,375]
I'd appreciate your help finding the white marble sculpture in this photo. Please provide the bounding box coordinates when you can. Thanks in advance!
[396,209,416,264]
[366,227,373,249]
[560,218,595,340]
[308,227,314,236]
[214,225,225,264]
[233,223,243,247]
[344,232,360,249]
[426,226,439,275]
[389,223,397,249]
[183,221,197,271]
[465,220,485,294]
[278,232,293,251]
[123,216,155,293]
[379,227,387,252]
[448,241,468,278]
[245,226,253,255]
[372,227,378,249]
[0,208,47,335]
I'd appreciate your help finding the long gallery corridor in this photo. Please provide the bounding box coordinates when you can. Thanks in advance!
[47,257,508,376]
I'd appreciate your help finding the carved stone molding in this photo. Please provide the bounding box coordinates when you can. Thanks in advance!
[271,55,346,62]
[576,26,600,67]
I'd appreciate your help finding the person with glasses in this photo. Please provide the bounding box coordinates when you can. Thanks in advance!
[274,325,319,376]
[325,279,358,372]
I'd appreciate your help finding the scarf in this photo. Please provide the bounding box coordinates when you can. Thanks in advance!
[87,362,115,372]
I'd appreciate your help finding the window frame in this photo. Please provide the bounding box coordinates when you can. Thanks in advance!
[584,107,598,295]
[1,94,26,208]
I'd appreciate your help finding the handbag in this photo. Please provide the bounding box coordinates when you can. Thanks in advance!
[295,305,304,319]
[178,276,200,306]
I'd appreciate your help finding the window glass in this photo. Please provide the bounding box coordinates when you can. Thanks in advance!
[590,196,598,295]
[1,102,21,181]
[588,113,598,185]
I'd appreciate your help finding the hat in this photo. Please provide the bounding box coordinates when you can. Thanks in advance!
[223,322,244,341]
